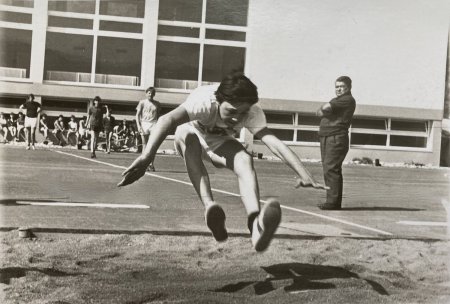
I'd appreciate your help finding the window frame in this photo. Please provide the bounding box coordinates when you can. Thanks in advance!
[155,0,249,92]
[44,0,145,88]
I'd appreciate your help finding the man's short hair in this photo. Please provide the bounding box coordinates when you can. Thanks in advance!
[215,72,258,105]
[28,94,35,101]
[336,76,352,90]
[93,96,101,102]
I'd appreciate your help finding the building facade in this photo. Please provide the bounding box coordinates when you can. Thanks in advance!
[1,0,449,165]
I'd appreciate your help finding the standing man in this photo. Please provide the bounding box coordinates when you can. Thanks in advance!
[85,96,103,158]
[316,76,356,210]
[136,87,160,171]
[103,105,115,154]
[19,94,41,150]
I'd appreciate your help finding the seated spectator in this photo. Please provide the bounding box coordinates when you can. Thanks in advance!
[39,113,49,142]
[16,112,25,141]
[0,113,9,143]
[7,113,17,142]
[53,115,67,146]
[66,115,79,146]
[113,119,127,147]
[125,121,137,149]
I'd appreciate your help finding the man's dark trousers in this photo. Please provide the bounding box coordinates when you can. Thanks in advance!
[319,133,349,207]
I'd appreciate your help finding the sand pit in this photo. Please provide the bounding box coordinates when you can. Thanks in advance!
[1,231,449,304]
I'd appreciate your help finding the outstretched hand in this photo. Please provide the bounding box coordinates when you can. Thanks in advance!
[117,156,151,187]
[295,177,329,190]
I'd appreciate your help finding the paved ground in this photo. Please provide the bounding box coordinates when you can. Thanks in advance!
[0,145,449,240]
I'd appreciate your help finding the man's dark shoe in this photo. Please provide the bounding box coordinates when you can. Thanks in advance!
[318,203,341,210]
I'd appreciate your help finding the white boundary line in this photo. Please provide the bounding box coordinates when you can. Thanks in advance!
[55,151,393,236]
[17,201,150,209]
[397,221,447,227]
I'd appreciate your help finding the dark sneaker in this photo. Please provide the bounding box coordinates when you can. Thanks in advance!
[252,199,282,252]
[317,203,341,210]
[91,152,96,159]
[205,203,228,242]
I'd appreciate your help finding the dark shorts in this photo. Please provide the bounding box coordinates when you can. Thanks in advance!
[90,125,102,132]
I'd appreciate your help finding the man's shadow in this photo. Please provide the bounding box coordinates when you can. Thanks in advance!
[214,263,388,296]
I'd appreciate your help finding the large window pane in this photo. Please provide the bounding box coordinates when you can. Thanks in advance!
[351,118,386,129]
[391,120,426,132]
[158,0,202,22]
[0,28,31,78]
[155,41,200,89]
[99,0,145,18]
[99,21,142,33]
[268,129,294,141]
[351,133,387,146]
[266,112,293,125]
[297,130,319,142]
[298,115,320,126]
[158,25,199,38]
[42,99,87,113]
[0,0,33,8]
[95,37,142,86]
[44,32,93,82]
[48,16,93,29]
[390,136,427,148]
[206,0,249,26]
[202,45,245,83]
[48,0,95,14]
[0,11,32,23]
[205,29,245,41]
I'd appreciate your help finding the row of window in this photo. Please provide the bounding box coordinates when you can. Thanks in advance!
[264,112,430,149]
[0,0,248,88]
[0,96,432,150]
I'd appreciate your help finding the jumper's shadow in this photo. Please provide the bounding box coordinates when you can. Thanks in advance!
[214,263,388,296]
[0,267,80,284]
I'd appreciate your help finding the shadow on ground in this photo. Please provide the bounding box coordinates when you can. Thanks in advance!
[214,263,388,296]
[0,267,81,284]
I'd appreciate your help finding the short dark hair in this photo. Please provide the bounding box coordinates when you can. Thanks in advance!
[58,115,64,118]
[93,96,101,102]
[336,76,352,90]
[146,87,156,98]
[215,72,258,105]
[28,93,35,101]
[70,115,75,119]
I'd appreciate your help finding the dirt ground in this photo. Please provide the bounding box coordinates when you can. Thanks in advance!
[1,231,449,304]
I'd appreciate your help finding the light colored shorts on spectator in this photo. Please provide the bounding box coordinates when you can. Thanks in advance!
[24,117,37,128]
[141,121,156,135]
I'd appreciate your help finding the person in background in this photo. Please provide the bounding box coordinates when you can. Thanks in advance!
[85,96,103,158]
[103,105,115,154]
[53,114,66,146]
[39,113,49,142]
[7,113,17,142]
[316,76,356,210]
[136,87,161,171]
[0,113,9,143]
[67,115,79,146]
[16,112,25,142]
[19,94,41,150]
